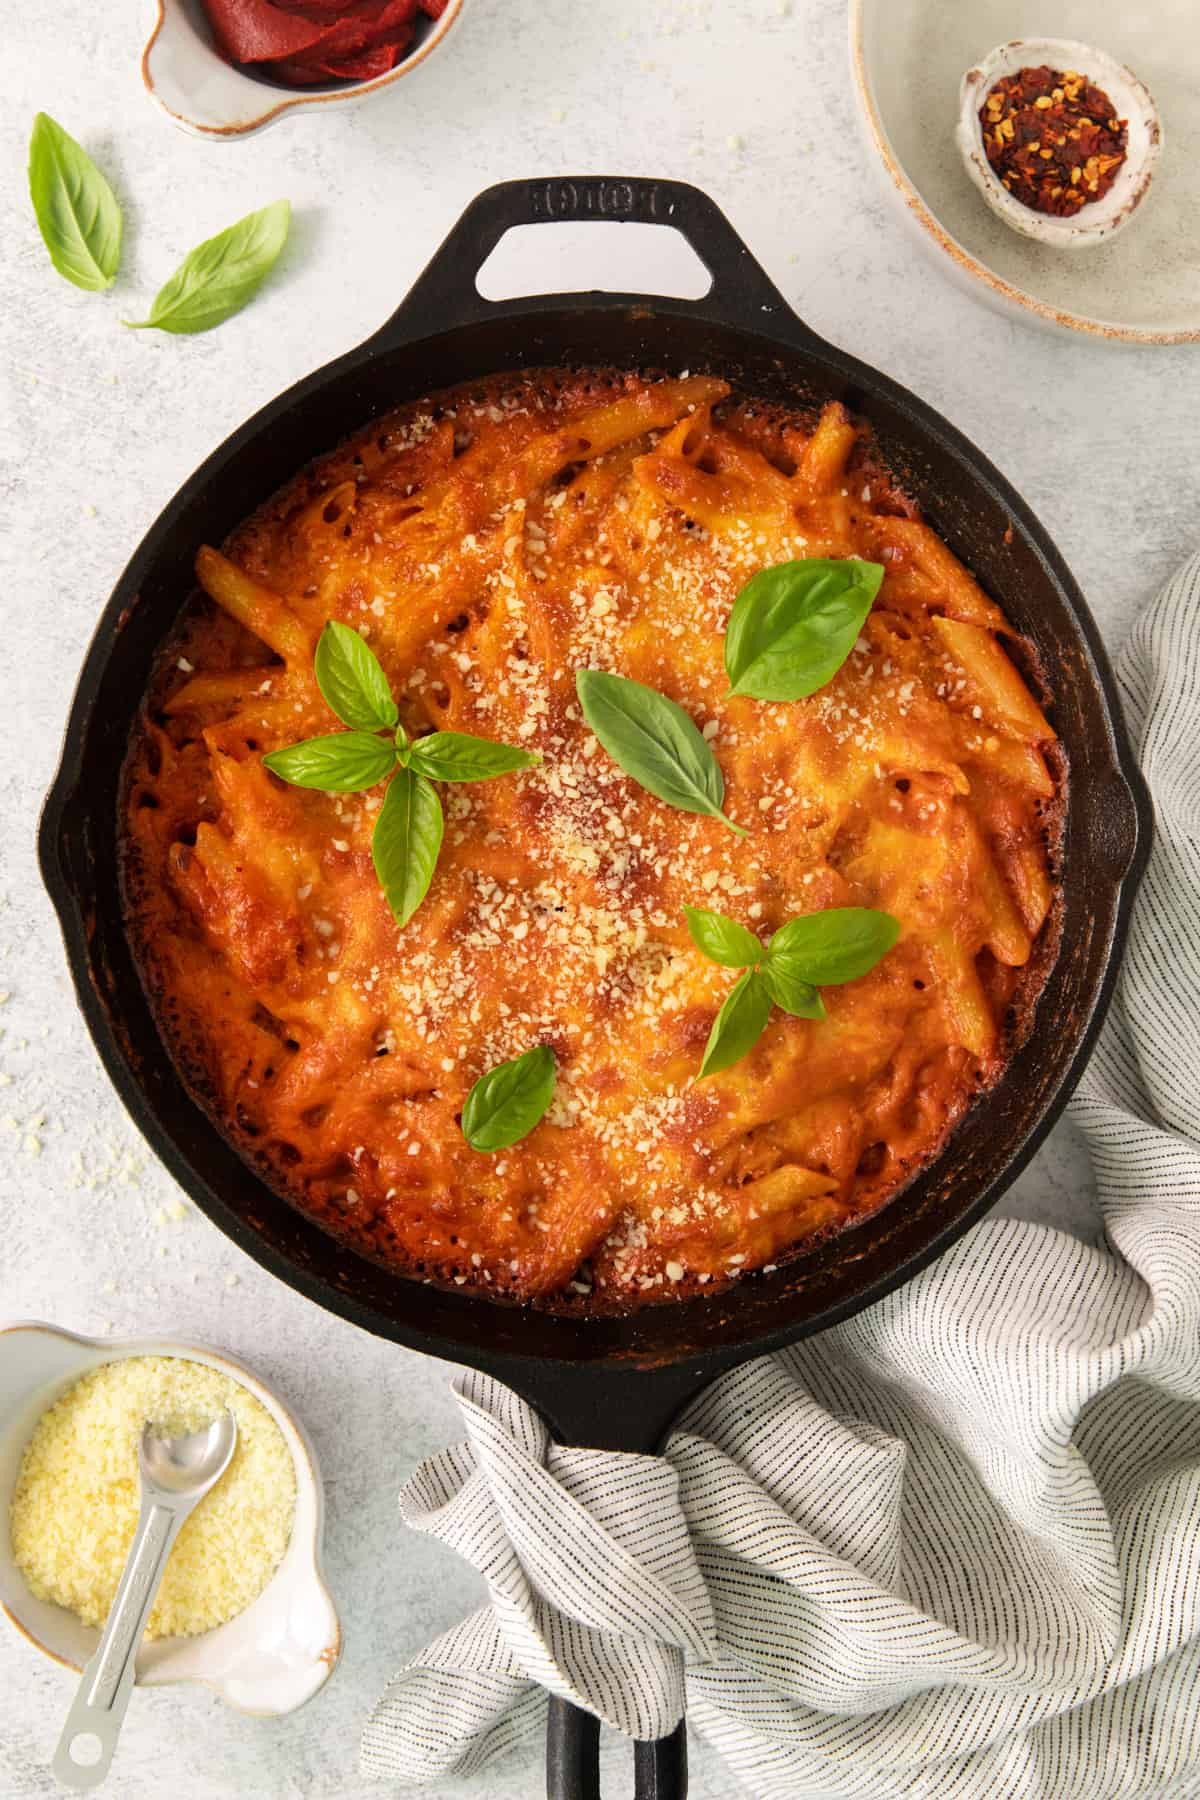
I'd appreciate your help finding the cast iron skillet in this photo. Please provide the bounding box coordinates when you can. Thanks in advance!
[41,178,1151,1799]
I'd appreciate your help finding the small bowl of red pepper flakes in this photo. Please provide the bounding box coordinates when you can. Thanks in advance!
[957,37,1163,249]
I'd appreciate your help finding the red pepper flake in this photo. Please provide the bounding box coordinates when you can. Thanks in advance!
[979,64,1128,217]
[202,0,446,87]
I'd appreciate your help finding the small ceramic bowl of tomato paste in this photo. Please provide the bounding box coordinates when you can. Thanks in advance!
[142,0,466,138]
[957,37,1162,249]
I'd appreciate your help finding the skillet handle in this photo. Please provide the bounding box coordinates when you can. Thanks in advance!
[370,175,793,345]
[547,1698,686,1800]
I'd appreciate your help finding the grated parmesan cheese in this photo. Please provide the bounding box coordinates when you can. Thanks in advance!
[10,1356,295,1638]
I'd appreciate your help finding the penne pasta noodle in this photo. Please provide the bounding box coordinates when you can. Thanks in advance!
[926,931,998,1060]
[796,402,858,495]
[933,614,1056,739]
[872,518,1006,629]
[195,547,311,662]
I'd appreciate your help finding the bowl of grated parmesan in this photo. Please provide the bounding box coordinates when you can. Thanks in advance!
[0,1321,340,1714]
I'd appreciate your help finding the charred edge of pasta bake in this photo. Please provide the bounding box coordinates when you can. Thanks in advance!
[120,367,1067,1315]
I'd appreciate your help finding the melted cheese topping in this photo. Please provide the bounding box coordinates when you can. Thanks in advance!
[123,371,1061,1309]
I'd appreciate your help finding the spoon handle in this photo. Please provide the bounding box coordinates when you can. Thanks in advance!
[52,1499,184,1790]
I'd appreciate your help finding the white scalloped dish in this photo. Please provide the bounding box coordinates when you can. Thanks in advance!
[957,38,1161,251]
[141,0,466,139]
[0,1322,340,1715]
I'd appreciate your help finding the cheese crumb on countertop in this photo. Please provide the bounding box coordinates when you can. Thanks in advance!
[10,1356,295,1638]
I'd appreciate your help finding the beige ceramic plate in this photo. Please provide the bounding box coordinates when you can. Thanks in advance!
[850,0,1200,343]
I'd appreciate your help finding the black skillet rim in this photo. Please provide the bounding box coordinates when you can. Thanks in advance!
[37,179,1153,1428]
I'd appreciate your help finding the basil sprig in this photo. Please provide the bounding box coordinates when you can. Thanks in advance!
[28,120,288,337]
[315,619,397,730]
[698,970,773,1078]
[724,558,884,702]
[764,909,901,985]
[126,200,290,335]
[406,732,539,783]
[575,669,746,836]
[261,731,397,792]
[28,113,122,292]
[686,904,900,1078]
[462,1044,557,1152]
[262,621,538,928]
[684,907,764,969]
[372,763,445,930]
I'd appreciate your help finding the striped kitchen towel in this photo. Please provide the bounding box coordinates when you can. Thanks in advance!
[361,551,1200,1800]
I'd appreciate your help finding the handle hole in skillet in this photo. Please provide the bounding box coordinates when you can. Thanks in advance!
[475,221,713,303]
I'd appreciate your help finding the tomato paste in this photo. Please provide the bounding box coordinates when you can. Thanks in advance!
[203,0,448,86]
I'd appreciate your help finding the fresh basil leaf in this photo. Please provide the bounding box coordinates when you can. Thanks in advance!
[406,731,541,783]
[760,957,826,1019]
[125,198,290,335]
[371,766,443,928]
[576,669,746,836]
[394,719,410,753]
[314,620,398,731]
[462,1044,557,1152]
[765,907,900,985]
[28,113,122,292]
[725,558,884,701]
[698,969,772,1079]
[263,731,396,792]
[685,906,763,969]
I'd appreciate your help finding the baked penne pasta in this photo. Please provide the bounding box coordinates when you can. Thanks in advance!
[123,372,1062,1310]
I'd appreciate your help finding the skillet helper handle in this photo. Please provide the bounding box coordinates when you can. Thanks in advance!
[376,174,791,341]
[546,1697,687,1800]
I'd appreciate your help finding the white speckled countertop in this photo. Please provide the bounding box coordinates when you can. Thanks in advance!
[2,2,1198,1795]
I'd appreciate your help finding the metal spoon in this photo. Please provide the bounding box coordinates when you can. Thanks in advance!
[52,1410,238,1790]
